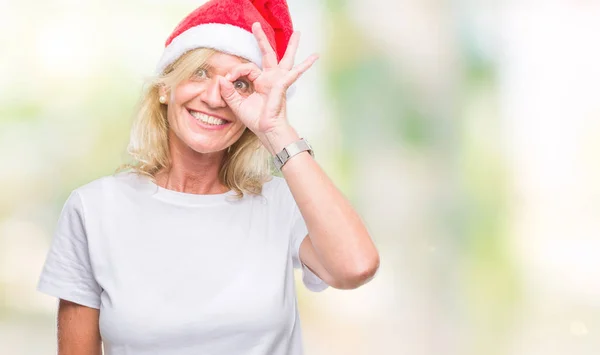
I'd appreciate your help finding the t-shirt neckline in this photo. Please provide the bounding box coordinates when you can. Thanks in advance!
[147,178,237,206]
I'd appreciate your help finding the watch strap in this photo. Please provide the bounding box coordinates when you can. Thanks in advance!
[273,138,314,170]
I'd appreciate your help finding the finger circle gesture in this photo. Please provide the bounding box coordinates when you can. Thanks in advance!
[219,22,319,135]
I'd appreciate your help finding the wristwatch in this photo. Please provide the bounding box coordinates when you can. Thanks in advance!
[272,138,314,171]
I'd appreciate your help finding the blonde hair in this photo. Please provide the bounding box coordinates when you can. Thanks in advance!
[116,48,273,198]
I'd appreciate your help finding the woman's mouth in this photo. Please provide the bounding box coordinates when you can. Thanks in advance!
[187,109,232,130]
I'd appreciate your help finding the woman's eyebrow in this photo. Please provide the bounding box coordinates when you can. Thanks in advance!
[203,64,232,75]
[198,63,214,72]
[200,63,248,77]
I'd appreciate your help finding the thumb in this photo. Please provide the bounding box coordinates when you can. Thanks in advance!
[218,77,244,113]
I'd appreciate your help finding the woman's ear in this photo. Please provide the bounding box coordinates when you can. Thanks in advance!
[158,84,168,98]
[157,84,171,105]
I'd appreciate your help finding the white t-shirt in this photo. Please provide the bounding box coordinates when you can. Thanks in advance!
[37,171,328,355]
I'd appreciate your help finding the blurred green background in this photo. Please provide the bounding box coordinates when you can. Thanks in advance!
[2,0,600,354]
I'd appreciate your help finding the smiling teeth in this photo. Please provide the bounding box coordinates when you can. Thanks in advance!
[190,111,228,125]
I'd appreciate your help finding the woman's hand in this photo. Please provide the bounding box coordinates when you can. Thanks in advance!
[218,22,318,154]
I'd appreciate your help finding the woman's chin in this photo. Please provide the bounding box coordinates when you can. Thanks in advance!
[185,139,227,155]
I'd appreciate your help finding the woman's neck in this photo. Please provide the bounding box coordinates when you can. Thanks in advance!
[155,140,229,195]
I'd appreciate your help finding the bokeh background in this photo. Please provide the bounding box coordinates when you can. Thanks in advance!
[1,0,600,354]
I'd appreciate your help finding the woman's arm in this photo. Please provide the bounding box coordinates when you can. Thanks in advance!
[267,127,380,290]
[218,23,379,289]
[57,299,102,355]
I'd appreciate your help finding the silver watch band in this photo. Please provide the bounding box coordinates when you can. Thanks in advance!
[272,138,314,171]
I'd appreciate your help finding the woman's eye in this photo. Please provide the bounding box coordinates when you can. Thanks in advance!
[233,80,250,92]
[193,68,208,78]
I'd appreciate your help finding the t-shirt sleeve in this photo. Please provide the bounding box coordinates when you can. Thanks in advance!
[285,182,329,293]
[37,191,102,309]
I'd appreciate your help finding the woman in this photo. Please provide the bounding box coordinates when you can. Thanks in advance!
[37,0,380,354]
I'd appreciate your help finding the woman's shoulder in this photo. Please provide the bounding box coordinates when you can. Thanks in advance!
[260,175,289,196]
[262,174,283,188]
[70,171,151,200]
[259,175,295,207]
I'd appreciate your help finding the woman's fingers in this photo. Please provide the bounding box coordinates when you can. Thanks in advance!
[279,31,300,70]
[218,76,244,113]
[280,53,319,88]
[225,62,262,82]
[221,51,319,113]
[252,22,278,69]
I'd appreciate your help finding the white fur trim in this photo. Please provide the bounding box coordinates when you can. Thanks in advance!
[155,23,262,74]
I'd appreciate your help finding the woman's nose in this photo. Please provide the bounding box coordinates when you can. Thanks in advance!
[200,76,227,108]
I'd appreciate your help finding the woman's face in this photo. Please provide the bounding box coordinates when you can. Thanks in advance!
[162,52,252,154]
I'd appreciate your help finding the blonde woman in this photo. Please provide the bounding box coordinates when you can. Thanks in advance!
[37,0,379,354]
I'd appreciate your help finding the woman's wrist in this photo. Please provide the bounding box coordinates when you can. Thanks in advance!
[260,124,301,156]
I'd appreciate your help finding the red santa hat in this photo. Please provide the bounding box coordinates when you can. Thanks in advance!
[155,0,294,74]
